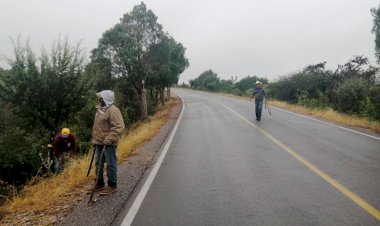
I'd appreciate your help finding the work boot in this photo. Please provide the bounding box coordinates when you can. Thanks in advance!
[99,186,117,196]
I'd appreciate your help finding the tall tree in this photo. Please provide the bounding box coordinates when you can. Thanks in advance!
[335,56,378,85]
[371,5,380,64]
[145,35,189,105]
[166,37,189,96]
[145,35,171,106]
[91,2,164,119]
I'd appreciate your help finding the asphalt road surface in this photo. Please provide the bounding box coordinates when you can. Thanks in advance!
[118,88,380,226]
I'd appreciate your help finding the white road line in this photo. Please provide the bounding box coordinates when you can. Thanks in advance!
[270,106,380,141]
[222,103,380,221]
[120,95,185,226]
[219,94,380,141]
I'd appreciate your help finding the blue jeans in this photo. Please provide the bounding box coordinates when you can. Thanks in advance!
[255,101,263,120]
[94,144,117,187]
[54,157,64,174]
[53,152,70,174]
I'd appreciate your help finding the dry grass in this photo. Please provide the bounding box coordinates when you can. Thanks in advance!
[269,100,380,134]
[217,91,380,134]
[0,96,179,224]
[117,101,174,161]
[6,158,91,212]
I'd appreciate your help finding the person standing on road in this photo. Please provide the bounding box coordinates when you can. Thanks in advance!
[250,81,267,121]
[51,128,77,173]
[91,90,125,196]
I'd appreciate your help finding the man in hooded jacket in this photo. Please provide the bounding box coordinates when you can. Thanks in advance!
[91,90,125,196]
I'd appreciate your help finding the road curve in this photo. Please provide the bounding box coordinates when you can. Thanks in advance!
[119,88,380,226]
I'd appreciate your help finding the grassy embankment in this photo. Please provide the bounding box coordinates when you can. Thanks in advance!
[0,96,179,224]
[269,100,380,134]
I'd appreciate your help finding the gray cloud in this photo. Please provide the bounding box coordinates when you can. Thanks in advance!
[0,0,378,83]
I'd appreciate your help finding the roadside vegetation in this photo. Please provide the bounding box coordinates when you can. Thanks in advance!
[0,96,179,225]
[189,60,380,134]
[0,2,380,224]
[268,100,380,133]
[188,4,380,133]
[0,2,188,209]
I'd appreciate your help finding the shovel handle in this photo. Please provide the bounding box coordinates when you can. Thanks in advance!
[88,146,106,205]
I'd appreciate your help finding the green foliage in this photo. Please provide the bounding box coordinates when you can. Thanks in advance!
[367,86,380,119]
[91,2,188,121]
[219,79,235,94]
[235,75,268,95]
[0,37,93,136]
[336,78,369,114]
[66,92,97,153]
[335,56,378,85]
[268,75,298,103]
[0,125,48,186]
[0,2,190,192]
[189,70,220,91]
[268,59,379,113]
[0,37,94,188]
[297,90,327,109]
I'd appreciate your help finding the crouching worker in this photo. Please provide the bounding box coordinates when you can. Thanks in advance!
[91,90,125,196]
[52,128,77,173]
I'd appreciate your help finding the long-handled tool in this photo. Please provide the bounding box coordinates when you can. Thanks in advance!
[88,146,105,206]
[86,148,96,178]
[265,100,272,116]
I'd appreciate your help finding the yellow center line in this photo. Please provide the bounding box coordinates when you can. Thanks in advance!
[222,104,380,221]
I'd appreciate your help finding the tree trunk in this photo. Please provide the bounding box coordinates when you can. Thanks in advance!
[155,89,159,106]
[141,89,148,120]
[167,86,170,99]
[160,87,165,106]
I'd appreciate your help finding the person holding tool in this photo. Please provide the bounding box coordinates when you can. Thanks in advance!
[51,128,77,173]
[90,90,125,196]
[250,81,268,121]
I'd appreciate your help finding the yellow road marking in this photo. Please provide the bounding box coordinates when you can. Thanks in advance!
[222,104,380,221]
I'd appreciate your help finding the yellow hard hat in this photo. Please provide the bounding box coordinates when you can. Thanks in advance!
[61,128,70,137]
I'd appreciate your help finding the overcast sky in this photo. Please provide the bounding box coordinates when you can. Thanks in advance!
[0,0,379,83]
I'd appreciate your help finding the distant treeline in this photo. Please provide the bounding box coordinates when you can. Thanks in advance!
[189,4,380,121]
[0,2,188,199]
[189,56,380,120]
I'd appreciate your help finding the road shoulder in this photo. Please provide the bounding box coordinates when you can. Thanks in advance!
[57,98,182,226]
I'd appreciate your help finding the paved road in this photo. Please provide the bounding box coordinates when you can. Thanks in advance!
[119,88,380,225]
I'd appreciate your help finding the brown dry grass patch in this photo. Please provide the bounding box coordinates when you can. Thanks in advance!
[269,100,380,134]
[218,91,380,134]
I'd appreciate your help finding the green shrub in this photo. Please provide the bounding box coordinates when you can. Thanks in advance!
[336,78,369,114]
[0,127,48,186]
[368,86,380,119]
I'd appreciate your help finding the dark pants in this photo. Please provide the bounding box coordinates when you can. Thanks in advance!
[94,144,117,187]
[255,100,263,120]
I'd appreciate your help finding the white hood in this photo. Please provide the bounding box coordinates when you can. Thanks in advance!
[97,90,114,109]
